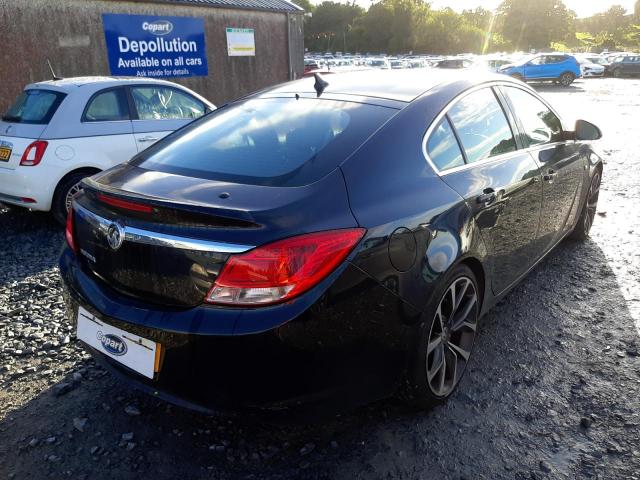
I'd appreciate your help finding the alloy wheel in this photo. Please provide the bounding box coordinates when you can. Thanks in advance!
[426,276,479,397]
[560,73,573,86]
[584,171,601,234]
[65,182,83,212]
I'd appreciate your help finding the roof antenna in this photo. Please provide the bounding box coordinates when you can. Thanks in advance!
[47,59,62,80]
[313,73,329,98]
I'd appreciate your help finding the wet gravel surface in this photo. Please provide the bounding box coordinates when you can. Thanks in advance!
[1,78,639,479]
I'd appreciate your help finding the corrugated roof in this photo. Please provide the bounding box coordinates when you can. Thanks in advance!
[148,0,304,13]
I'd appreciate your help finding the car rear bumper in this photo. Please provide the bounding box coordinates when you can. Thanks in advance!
[0,165,54,210]
[59,246,417,416]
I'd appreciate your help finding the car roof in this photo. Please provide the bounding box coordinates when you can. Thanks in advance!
[26,76,187,93]
[263,69,506,103]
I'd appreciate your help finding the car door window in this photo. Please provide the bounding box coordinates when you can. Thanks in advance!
[131,87,205,121]
[426,117,465,171]
[504,87,563,147]
[83,88,130,122]
[529,57,544,66]
[447,88,516,164]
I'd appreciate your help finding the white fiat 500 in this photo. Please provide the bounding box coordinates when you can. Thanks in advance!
[0,77,214,223]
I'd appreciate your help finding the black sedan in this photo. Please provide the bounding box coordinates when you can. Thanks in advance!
[60,70,603,415]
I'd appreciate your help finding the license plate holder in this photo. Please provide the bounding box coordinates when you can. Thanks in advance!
[76,307,161,379]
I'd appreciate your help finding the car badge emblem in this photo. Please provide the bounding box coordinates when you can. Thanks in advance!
[106,221,125,251]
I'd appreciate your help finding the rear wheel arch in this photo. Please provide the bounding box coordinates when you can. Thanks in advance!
[52,167,101,224]
[458,257,486,313]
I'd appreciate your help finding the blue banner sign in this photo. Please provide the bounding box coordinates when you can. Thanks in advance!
[102,14,208,78]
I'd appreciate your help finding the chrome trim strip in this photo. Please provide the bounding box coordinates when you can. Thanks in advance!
[73,203,254,254]
[421,81,567,177]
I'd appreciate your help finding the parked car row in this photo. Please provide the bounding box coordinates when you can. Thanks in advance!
[305,50,640,81]
[0,77,214,223]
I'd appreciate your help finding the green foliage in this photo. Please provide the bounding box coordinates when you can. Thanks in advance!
[303,0,640,54]
[291,0,314,13]
[495,0,575,50]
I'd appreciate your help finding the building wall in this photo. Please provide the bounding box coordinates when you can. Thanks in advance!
[0,0,304,111]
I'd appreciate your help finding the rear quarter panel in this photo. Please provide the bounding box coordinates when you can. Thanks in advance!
[341,83,490,314]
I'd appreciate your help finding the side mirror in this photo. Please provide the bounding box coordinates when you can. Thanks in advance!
[574,119,602,141]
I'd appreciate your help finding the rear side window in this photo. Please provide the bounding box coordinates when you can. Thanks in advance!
[2,89,66,124]
[131,86,205,120]
[426,118,464,171]
[132,97,396,187]
[83,88,130,122]
[447,88,516,164]
[503,87,563,146]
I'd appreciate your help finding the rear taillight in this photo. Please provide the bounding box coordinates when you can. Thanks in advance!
[206,228,366,306]
[97,193,153,213]
[20,141,48,166]
[65,208,77,253]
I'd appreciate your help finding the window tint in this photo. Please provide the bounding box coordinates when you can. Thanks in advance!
[131,87,205,120]
[547,55,566,64]
[426,117,465,171]
[83,89,129,122]
[2,89,66,124]
[132,98,396,187]
[447,88,516,164]
[504,87,563,146]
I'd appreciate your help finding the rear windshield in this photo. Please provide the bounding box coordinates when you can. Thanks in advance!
[132,97,397,187]
[2,89,66,124]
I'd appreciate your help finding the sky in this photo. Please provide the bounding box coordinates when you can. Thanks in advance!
[311,0,637,18]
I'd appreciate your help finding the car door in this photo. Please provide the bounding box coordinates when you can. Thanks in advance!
[546,55,566,79]
[523,56,546,80]
[426,86,543,295]
[501,85,587,255]
[76,87,137,167]
[631,56,640,75]
[128,85,207,152]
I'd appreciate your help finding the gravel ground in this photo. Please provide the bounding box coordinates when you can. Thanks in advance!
[1,78,639,480]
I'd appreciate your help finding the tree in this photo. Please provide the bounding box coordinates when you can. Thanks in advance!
[495,0,575,50]
[305,1,364,52]
[291,0,313,13]
[636,0,640,20]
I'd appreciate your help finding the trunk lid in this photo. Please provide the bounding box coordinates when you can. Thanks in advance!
[72,164,357,307]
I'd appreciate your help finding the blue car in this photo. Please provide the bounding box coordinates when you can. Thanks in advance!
[500,54,582,86]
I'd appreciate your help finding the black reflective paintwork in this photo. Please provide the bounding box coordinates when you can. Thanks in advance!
[59,71,603,416]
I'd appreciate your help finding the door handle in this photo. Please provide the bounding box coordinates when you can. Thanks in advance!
[476,188,497,206]
[543,169,557,183]
[137,136,159,143]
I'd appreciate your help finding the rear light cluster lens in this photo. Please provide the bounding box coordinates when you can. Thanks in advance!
[20,140,48,166]
[65,208,77,253]
[97,193,153,213]
[206,228,365,306]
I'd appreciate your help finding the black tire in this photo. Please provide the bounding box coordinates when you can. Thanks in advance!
[52,172,92,225]
[559,72,575,87]
[510,73,524,82]
[570,168,602,241]
[613,68,623,78]
[400,264,480,409]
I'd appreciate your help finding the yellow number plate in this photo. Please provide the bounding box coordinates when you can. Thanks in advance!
[0,147,11,161]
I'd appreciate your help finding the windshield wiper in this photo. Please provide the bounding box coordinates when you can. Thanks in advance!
[2,115,21,122]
